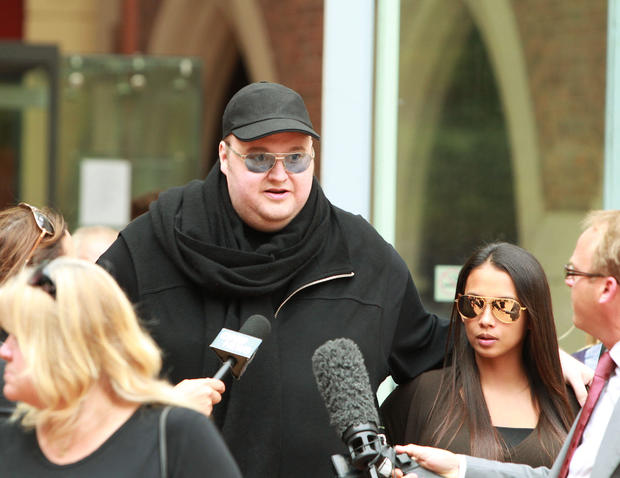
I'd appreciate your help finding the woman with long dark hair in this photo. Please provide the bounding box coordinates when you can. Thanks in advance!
[381,242,578,467]
[0,203,74,418]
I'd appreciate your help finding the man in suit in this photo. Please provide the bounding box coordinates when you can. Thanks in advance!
[395,209,620,478]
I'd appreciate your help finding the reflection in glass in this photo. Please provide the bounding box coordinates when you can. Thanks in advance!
[394,0,606,351]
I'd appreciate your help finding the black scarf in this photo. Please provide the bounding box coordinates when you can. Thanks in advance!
[148,163,346,477]
[150,161,333,297]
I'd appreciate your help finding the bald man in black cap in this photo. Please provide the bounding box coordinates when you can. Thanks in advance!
[98,81,451,477]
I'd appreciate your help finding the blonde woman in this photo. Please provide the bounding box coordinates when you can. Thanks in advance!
[0,258,241,477]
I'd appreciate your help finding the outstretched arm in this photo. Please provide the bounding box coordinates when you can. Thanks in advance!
[393,444,550,478]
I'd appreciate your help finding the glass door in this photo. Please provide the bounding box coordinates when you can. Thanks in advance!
[393,0,607,353]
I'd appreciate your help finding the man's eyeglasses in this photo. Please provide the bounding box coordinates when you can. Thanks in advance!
[19,202,55,266]
[455,294,526,324]
[563,264,605,281]
[27,261,56,299]
[225,143,314,173]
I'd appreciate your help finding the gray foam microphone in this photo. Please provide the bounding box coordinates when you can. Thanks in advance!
[312,338,441,478]
[311,338,379,437]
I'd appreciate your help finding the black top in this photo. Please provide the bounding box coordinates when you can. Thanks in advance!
[0,405,242,478]
[380,368,578,468]
[497,426,534,448]
[98,165,449,478]
[0,361,15,418]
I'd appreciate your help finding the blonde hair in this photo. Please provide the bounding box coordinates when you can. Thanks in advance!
[583,210,620,282]
[0,257,194,435]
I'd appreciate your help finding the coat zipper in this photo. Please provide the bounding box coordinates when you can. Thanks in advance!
[274,272,355,318]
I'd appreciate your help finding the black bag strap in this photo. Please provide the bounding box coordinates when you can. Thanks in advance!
[159,406,172,478]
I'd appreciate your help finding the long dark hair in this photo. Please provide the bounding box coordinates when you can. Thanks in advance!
[423,242,575,460]
[0,205,67,284]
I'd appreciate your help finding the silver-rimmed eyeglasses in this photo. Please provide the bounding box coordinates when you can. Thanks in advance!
[225,143,314,173]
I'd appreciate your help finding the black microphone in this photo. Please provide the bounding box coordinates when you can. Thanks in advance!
[210,314,271,380]
[312,338,440,478]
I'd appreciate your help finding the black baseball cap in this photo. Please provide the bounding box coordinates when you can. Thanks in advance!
[222,81,320,141]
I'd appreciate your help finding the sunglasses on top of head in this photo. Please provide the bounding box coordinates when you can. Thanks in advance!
[19,203,55,266]
[27,261,56,299]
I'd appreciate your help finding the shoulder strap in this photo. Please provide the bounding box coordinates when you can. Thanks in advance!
[159,406,173,478]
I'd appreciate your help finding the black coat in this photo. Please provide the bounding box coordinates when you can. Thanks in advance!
[99,167,448,478]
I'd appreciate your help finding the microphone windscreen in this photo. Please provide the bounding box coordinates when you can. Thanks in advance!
[312,338,379,437]
[240,314,271,340]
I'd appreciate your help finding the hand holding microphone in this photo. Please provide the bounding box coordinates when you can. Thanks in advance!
[210,314,272,380]
[393,445,461,478]
[312,338,441,478]
[174,377,226,416]
[175,314,271,417]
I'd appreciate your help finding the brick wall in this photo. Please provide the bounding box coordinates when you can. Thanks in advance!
[258,0,324,166]
[512,0,607,209]
[136,0,324,171]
